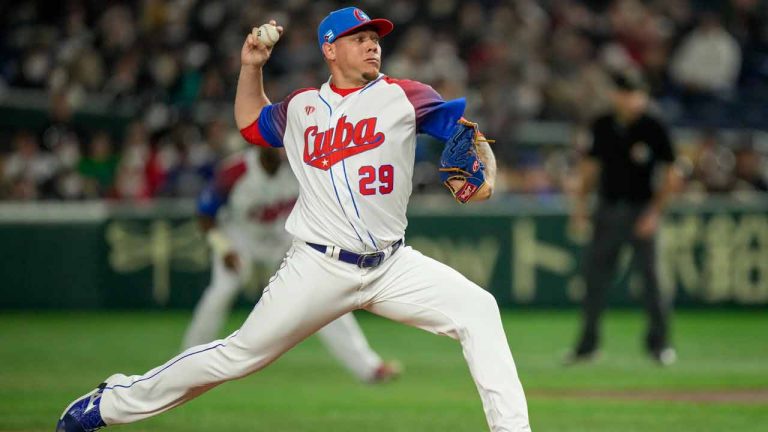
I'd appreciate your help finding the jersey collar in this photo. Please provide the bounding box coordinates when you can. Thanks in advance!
[324,74,384,99]
[330,82,363,97]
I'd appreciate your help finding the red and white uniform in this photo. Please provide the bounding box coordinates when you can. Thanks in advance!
[242,75,461,252]
[97,75,530,432]
[216,150,298,263]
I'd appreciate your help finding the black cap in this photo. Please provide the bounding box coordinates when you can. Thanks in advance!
[612,70,649,93]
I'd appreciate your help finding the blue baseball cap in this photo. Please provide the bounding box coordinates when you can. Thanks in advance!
[317,7,394,50]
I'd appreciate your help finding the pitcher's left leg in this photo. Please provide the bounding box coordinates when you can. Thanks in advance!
[364,246,530,432]
[58,242,358,429]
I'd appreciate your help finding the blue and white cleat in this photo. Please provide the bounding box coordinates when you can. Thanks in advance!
[56,383,108,431]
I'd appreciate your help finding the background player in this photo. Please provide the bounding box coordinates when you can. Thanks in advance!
[185,146,401,383]
[565,71,680,366]
[57,8,531,432]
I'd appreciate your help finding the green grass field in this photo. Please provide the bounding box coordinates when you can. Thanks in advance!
[1,310,767,432]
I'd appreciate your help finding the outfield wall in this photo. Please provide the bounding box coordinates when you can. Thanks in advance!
[1,195,767,309]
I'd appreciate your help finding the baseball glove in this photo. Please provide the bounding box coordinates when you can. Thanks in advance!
[439,118,494,203]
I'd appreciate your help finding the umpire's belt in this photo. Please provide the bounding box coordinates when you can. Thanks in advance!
[306,239,403,269]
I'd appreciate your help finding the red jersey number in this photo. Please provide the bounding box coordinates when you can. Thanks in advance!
[358,165,394,196]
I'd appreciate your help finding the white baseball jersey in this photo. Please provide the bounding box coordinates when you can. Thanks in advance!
[240,74,465,253]
[227,151,297,256]
[199,149,298,260]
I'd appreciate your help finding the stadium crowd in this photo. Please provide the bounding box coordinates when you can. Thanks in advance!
[0,0,766,200]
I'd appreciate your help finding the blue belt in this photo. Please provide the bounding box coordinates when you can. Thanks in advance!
[306,239,403,269]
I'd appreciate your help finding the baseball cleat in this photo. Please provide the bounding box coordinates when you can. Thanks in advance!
[368,360,403,384]
[56,383,107,431]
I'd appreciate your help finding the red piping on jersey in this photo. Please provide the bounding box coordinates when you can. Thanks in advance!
[330,82,363,97]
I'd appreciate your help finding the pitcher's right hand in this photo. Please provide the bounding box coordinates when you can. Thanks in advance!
[241,19,283,68]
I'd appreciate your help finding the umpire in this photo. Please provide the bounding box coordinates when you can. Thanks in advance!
[566,71,680,366]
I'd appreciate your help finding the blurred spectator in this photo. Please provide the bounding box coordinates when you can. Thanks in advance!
[687,130,737,193]
[0,0,767,202]
[49,167,86,200]
[115,121,152,200]
[44,93,86,201]
[103,49,141,100]
[2,131,58,200]
[204,117,232,159]
[670,13,742,96]
[42,91,84,148]
[733,137,768,192]
[78,131,119,198]
[152,122,215,198]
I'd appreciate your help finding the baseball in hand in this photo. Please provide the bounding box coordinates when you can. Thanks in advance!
[256,24,280,47]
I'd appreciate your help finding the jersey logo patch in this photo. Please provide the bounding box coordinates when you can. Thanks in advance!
[303,116,385,170]
[630,141,652,165]
[305,106,315,115]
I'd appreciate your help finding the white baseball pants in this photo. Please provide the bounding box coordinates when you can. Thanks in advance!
[181,246,383,381]
[99,241,531,431]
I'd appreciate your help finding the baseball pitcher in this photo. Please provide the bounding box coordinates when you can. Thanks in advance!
[57,7,531,432]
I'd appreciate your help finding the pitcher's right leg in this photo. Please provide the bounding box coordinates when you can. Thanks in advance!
[364,246,531,432]
[59,243,358,427]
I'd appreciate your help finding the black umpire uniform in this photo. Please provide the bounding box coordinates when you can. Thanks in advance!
[568,73,677,365]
